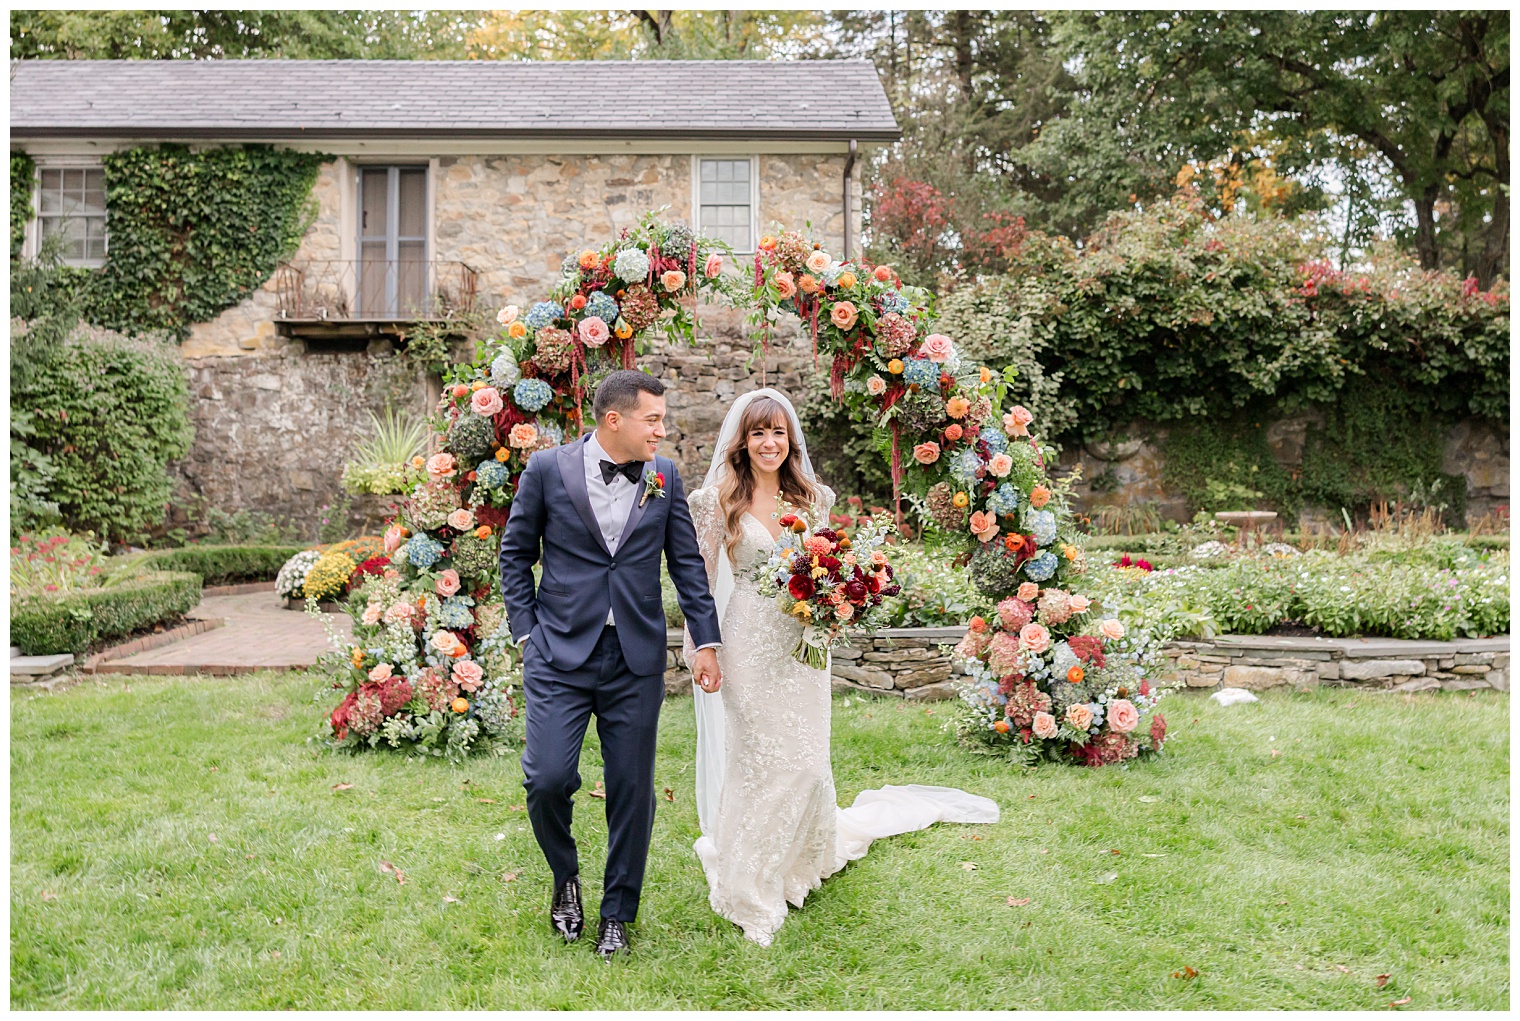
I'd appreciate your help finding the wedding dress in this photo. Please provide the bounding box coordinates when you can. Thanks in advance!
[682,388,999,947]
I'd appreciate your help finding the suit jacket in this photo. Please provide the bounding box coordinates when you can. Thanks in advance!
[499,434,722,677]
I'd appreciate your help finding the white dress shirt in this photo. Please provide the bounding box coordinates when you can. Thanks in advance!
[583,432,640,626]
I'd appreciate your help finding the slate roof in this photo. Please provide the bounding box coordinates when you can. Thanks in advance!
[10,59,900,142]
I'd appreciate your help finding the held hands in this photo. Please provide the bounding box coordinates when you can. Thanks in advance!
[691,648,722,693]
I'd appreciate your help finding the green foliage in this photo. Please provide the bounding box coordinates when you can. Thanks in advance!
[9,570,200,655]
[11,150,35,257]
[10,233,95,386]
[14,331,194,542]
[879,543,995,627]
[90,145,327,339]
[10,410,63,537]
[122,545,305,587]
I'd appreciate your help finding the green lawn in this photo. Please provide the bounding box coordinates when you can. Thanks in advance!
[10,674,1509,1009]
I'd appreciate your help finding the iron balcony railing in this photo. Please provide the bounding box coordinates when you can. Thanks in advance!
[273,259,479,321]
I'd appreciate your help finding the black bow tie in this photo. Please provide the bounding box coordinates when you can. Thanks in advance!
[600,459,643,486]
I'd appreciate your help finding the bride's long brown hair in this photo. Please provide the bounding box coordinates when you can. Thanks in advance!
[718,396,819,563]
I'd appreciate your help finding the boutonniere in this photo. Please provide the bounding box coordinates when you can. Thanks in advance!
[639,468,667,507]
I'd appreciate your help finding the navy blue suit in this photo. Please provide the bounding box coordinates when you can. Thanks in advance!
[499,434,721,922]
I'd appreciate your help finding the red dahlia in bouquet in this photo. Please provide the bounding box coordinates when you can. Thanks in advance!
[752,507,901,668]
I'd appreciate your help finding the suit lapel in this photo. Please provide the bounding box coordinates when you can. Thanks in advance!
[558,436,612,557]
[616,457,657,549]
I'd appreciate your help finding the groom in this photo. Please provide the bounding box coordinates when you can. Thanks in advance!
[499,369,723,961]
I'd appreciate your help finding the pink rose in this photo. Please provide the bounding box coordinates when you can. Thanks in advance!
[496,305,519,326]
[1070,594,1092,614]
[1099,618,1126,641]
[368,662,394,682]
[1032,711,1058,739]
[1017,582,1040,602]
[385,601,416,625]
[988,453,1013,478]
[922,334,956,363]
[509,423,538,449]
[775,272,797,299]
[384,523,406,554]
[1018,622,1051,654]
[913,441,941,465]
[430,630,460,654]
[866,375,887,396]
[362,603,384,626]
[704,254,724,278]
[830,301,859,330]
[452,659,484,692]
[805,250,831,273]
[1108,699,1139,733]
[471,386,504,417]
[1065,703,1094,731]
[435,569,461,597]
[447,508,474,531]
[660,269,687,292]
[578,316,610,348]
[1004,405,1034,437]
[426,452,457,480]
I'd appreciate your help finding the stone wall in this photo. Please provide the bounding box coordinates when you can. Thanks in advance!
[661,626,1512,700]
[1062,416,1510,529]
[163,151,861,533]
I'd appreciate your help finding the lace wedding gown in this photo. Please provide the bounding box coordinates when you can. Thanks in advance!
[684,485,999,946]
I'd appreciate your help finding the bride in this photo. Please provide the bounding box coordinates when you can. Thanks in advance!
[683,388,998,947]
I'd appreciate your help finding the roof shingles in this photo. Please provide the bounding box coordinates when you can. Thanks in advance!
[10,59,900,141]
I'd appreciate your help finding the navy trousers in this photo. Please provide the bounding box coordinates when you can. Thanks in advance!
[519,625,665,923]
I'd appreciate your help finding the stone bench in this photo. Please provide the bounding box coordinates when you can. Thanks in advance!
[662,628,1511,699]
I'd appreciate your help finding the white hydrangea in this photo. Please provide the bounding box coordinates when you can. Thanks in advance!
[613,248,650,281]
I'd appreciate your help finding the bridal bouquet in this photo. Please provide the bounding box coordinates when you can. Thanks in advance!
[753,508,902,669]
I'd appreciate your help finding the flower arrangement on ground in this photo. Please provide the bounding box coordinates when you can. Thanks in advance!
[752,505,901,668]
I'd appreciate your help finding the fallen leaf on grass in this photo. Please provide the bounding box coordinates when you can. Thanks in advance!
[1095,872,1118,885]
[40,890,57,901]
[1138,796,1159,803]
[1375,974,1391,988]
[960,834,983,841]
[1027,794,1037,800]
[1109,849,1122,855]
[501,871,518,884]
[442,895,460,905]
[1007,897,1031,907]
[1335,964,1351,973]
[664,788,675,802]
[379,861,406,885]
[270,951,281,959]
[1294,964,1305,971]
[1038,848,1049,854]
[588,782,606,800]
[1388,997,1411,1007]
[246,854,256,860]
[1278,900,1289,906]
[1345,702,1358,709]
[960,861,978,871]
[208,766,218,773]
[1171,966,1199,980]
[476,798,497,804]
[332,783,354,791]
[430,797,446,803]
[1142,853,1164,858]
[1270,749,1281,758]
[1296,815,1307,820]
[508,805,526,812]
[208,834,218,843]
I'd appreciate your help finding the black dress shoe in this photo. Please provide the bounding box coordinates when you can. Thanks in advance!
[550,876,584,943]
[594,918,630,961]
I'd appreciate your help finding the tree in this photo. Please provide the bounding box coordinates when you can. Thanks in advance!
[1047,11,1509,285]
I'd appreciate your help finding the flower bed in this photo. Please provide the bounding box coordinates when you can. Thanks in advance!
[10,570,202,655]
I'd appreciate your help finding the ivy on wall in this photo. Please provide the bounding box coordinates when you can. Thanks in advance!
[90,144,328,338]
[11,151,36,258]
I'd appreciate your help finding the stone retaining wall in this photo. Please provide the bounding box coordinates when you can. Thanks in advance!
[662,627,1512,698]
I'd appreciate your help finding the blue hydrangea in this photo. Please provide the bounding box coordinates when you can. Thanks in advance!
[986,483,1020,516]
[1022,550,1059,582]
[523,302,563,331]
[490,353,521,388]
[513,378,553,413]
[437,596,475,630]
[536,421,564,447]
[476,459,510,488]
[405,534,445,569]
[1025,508,1058,546]
[950,447,984,487]
[981,429,1008,456]
[614,248,650,281]
[879,290,909,314]
[585,291,619,323]
[903,358,939,387]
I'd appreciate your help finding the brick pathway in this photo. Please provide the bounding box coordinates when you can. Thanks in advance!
[100,589,352,675]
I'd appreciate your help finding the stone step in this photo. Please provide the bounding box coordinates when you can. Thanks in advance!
[11,653,75,676]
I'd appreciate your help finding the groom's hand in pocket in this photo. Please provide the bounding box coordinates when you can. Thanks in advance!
[691,648,722,693]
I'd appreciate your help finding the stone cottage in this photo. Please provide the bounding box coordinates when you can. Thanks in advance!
[11,58,899,532]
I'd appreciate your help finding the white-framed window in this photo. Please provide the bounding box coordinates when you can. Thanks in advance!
[693,156,757,254]
[32,162,108,266]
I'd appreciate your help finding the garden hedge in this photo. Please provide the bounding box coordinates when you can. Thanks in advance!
[11,570,202,655]
[125,545,304,586]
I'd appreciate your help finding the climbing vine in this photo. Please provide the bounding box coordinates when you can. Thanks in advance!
[11,151,35,258]
[90,144,328,338]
